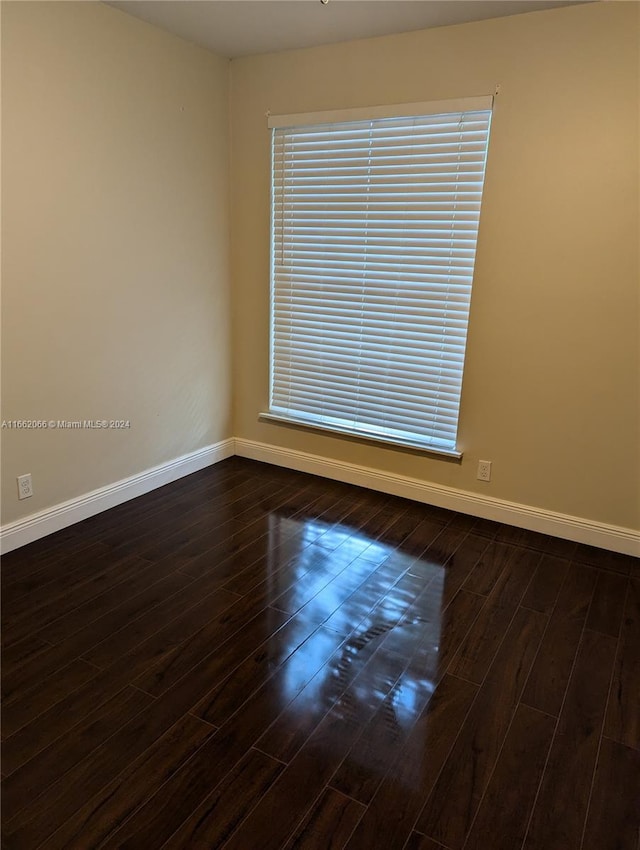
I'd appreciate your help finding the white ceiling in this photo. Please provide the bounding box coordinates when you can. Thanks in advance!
[106,0,589,59]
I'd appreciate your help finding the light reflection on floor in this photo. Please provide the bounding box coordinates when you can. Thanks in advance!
[264,510,444,779]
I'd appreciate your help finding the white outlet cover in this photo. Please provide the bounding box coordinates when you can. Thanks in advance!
[477,460,492,481]
[17,474,33,499]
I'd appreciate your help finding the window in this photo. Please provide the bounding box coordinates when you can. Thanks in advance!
[265,96,493,457]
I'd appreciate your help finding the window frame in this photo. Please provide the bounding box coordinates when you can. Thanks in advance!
[264,96,493,459]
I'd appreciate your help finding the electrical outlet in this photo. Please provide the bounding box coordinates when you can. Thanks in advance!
[17,474,33,500]
[477,460,492,482]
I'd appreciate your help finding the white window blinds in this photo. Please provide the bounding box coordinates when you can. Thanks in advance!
[268,96,493,457]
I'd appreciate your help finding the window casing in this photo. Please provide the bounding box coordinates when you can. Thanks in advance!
[266,97,493,457]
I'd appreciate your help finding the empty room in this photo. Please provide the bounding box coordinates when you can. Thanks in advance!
[1,0,638,848]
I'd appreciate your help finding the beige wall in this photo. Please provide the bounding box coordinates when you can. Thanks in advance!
[2,1,638,536]
[1,2,231,524]
[230,2,640,530]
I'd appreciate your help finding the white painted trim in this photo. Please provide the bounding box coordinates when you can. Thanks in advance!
[3,436,638,557]
[0,439,235,554]
[268,95,494,128]
[235,438,640,558]
[259,411,462,458]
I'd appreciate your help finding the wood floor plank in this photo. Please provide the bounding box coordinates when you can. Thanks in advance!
[520,554,570,613]
[95,469,270,554]
[3,554,154,647]
[279,553,400,633]
[89,468,262,546]
[77,458,250,540]
[462,541,516,596]
[192,616,335,728]
[403,834,445,850]
[1,634,52,680]
[208,529,322,598]
[220,668,406,850]
[37,559,195,645]
[266,600,437,828]
[290,486,363,527]
[586,570,628,637]
[2,640,91,705]
[447,547,538,684]
[37,714,215,850]
[175,488,350,593]
[321,529,389,568]
[319,557,422,638]
[283,788,365,850]
[82,574,241,668]
[398,516,449,559]
[363,570,444,664]
[351,499,413,543]
[330,585,483,807]
[523,629,617,850]
[1,542,112,604]
[0,529,93,583]
[464,515,499,539]
[338,675,479,850]
[419,521,470,568]
[463,704,555,850]
[94,586,242,685]
[139,496,282,571]
[312,492,405,557]
[135,477,288,561]
[255,635,401,766]
[329,547,440,636]
[3,570,192,697]
[132,604,291,697]
[1,658,99,739]
[495,525,576,559]
[329,676,428,806]
[0,462,244,574]
[521,563,598,716]
[94,624,350,848]
[1,667,126,775]
[157,747,284,850]
[193,621,346,737]
[42,570,194,655]
[604,577,640,749]
[180,528,310,600]
[439,533,491,606]
[581,737,640,850]
[572,543,634,575]
[2,586,238,774]
[433,589,486,681]
[368,504,432,551]
[326,492,397,536]
[409,501,454,526]
[416,607,547,849]
[1,685,153,816]
[268,546,379,618]
[3,695,205,849]
[172,483,323,578]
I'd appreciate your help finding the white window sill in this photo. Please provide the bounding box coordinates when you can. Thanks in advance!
[259,411,463,460]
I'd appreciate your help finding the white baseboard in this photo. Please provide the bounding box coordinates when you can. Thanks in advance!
[235,438,640,557]
[0,439,235,554]
[3,436,638,557]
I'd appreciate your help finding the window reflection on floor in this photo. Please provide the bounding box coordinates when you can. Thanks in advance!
[264,510,444,778]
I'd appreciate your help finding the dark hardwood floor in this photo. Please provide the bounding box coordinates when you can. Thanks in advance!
[1,457,638,849]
